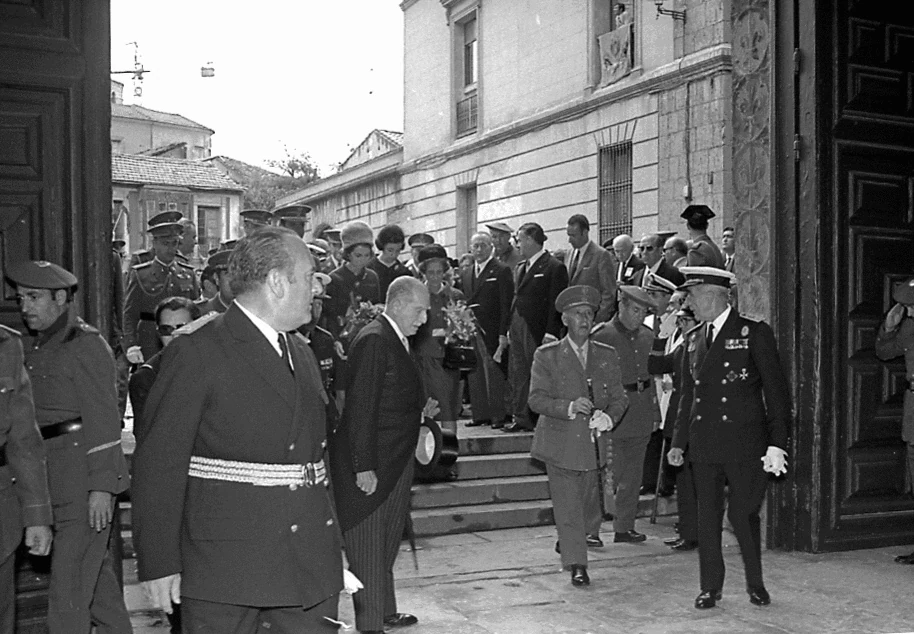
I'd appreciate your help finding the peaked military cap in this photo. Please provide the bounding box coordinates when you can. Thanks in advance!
[148,211,184,237]
[206,250,232,270]
[271,204,312,219]
[893,277,914,305]
[618,285,657,310]
[313,271,332,299]
[408,232,434,247]
[220,239,238,251]
[555,285,601,313]
[680,204,715,221]
[677,266,735,290]
[240,209,274,226]
[5,260,78,290]
[644,273,678,294]
[322,228,342,242]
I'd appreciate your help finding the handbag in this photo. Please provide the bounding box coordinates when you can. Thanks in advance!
[442,341,477,371]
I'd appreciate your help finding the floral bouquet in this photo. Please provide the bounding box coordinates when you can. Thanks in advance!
[442,300,479,371]
[340,300,385,347]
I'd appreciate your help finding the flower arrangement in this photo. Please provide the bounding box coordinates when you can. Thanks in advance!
[442,300,478,345]
[340,301,385,343]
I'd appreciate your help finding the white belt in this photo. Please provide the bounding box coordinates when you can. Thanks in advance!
[188,456,326,487]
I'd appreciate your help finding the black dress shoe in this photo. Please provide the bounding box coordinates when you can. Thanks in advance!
[670,539,698,551]
[383,612,418,628]
[491,416,507,429]
[570,565,590,586]
[586,534,604,548]
[695,590,722,609]
[360,630,386,634]
[747,585,770,606]
[501,422,532,433]
[465,419,491,427]
[602,512,614,521]
[613,530,646,543]
[894,551,914,564]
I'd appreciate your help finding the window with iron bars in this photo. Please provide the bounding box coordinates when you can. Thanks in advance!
[598,141,632,245]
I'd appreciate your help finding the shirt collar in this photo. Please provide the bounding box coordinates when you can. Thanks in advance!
[475,256,493,273]
[527,247,545,268]
[710,305,732,336]
[648,259,661,275]
[154,256,174,269]
[381,313,410,351]
[566,336,588,360]
[577,241,591,258]
[234,300,283,356]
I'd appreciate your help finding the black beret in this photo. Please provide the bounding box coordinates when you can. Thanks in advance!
[5,260,78,290]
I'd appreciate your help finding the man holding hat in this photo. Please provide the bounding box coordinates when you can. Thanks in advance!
[240,209,274,236]
[591,285,660,541]
[6,260,131,632]
[876,277,914,564]
[485,221,522,269]
[195,249,234,315]
[0,322,53,632]
[681,205,726,269]
[529,285,628,587]
[124,212,201,364]
[667,266,790,609]
[405,232,434,278]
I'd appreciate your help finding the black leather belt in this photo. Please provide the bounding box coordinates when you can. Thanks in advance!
[40,419,82,440]
[0,445,6,468]
[140,312,156,321]
[623,378,652,393]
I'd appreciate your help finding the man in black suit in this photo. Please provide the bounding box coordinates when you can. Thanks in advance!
[638,233,685,288]
[503,222,569,433]
[459,232,514,428]
[565,214,617,323]
[668,266,790,610]
[611,234,646,286]
[133,227,344,632]
[329,276,437,634]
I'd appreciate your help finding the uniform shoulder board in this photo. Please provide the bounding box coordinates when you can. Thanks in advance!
[742,314,762,323]
[0,324,22,338]
[539,339,561,350]
[172,311,220,337]
[589,322,607,336]
[685,323,704,337]
[132,260,153,270]
[176,260,195,270]
[592,340,614,351]
[314,325,333,339]
[63,320,100,343]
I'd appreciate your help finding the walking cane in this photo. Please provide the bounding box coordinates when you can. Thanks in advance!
[586,379,606,518]
[650,436,669,524]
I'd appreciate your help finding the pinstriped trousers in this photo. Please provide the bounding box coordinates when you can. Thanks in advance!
[343,460,414,632]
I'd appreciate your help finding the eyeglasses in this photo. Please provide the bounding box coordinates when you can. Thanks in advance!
[157,323,188,336]
[640,246,655,251]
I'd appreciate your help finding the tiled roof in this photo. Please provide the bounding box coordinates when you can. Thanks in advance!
[377,129,404,146]
[112,103,213,132]
[140,141,187,157]
[112,154,243,191]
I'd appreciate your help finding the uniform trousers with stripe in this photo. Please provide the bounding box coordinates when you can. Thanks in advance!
[507,314,538,428]
[181,593,339,633]
[691,460,768,592]
[545,464,601,569]
[343,460,414,632]
[609,433,651,534]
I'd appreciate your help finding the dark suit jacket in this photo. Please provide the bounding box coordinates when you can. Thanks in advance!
[131,304,342,609]
[647,331,685,440]
[671,310,791,463]
[128,351,163,446]
[512,251,568,344]
[567,241,617,322]
[458,258,514,354]
[329,316,424,532]
[651,259,686,287]
[616,255,646,286]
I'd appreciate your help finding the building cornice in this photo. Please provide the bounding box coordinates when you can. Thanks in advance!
[276,149,404,207]
[401,44,731,175]
[400,0,420,11]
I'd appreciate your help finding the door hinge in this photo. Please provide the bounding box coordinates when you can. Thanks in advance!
[793,134,801,162]
[793,48,801,75]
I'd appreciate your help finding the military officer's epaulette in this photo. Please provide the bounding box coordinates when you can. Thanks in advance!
[589,322,607,336]
[313,325,334,340]
[63,320,101,343]
[539,339,562,351]
[740,314,762,323]
[132,260,154,270]
[172,311,220,338]
[175,260,196,271]
[591,339,615,351]
[0,323,22,339]
[685,322,704,338]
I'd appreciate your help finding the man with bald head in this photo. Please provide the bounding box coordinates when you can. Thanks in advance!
[459,232,514,427]
[638,234,685,288]
[133,227,343,632]
[663,236,689,269]
[611,234,646,286]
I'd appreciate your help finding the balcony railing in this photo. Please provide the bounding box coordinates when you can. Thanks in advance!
[456,92,478,137]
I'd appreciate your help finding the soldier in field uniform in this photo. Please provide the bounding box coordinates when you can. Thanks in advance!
[681,205,726,269]
[6,260,131,633]
[123,212,200,364]
[195,249,234,315]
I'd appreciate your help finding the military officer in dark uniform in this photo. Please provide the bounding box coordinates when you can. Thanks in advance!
[272,204,311,238]
[124,213,200,364]
[0,323,53,632]
[240,209,274,237]
[6,260,131,633]
[681,205,726,269]
[297,272,341,437]
[591,286,660,542]
[195,249,234,315]
[875,277,914,564]
[667,266,790,610]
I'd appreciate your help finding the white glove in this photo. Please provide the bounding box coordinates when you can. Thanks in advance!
[126,345,144,364]
[343,568,363,595]
[589,410,613,435]
[761,446,788,476]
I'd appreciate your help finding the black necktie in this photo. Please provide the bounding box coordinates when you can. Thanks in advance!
[519,262,528,281]
[278,333,294,374]
[706,324,714,350]
[569,250,579,279]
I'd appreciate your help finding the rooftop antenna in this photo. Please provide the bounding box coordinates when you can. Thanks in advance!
[111,42,150,100]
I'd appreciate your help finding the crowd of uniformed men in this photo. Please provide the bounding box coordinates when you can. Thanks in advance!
[2,199,912,632]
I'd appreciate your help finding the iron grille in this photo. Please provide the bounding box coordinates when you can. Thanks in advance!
[457,92,478,137]
[598,141,633,245]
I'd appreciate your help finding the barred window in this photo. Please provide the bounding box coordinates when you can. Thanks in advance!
[597,141,632,245]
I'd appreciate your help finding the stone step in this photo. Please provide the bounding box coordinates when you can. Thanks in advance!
[450,452,545,480]
[459,432,533,456]
[411,474,550,509]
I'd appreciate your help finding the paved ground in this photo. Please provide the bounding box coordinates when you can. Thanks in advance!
[126,516,914,634]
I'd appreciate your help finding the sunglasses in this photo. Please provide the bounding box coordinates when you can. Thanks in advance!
[640,246,655,251]
[157,323,188,336]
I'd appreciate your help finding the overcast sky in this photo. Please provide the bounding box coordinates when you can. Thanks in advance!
[111,1,405,175]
